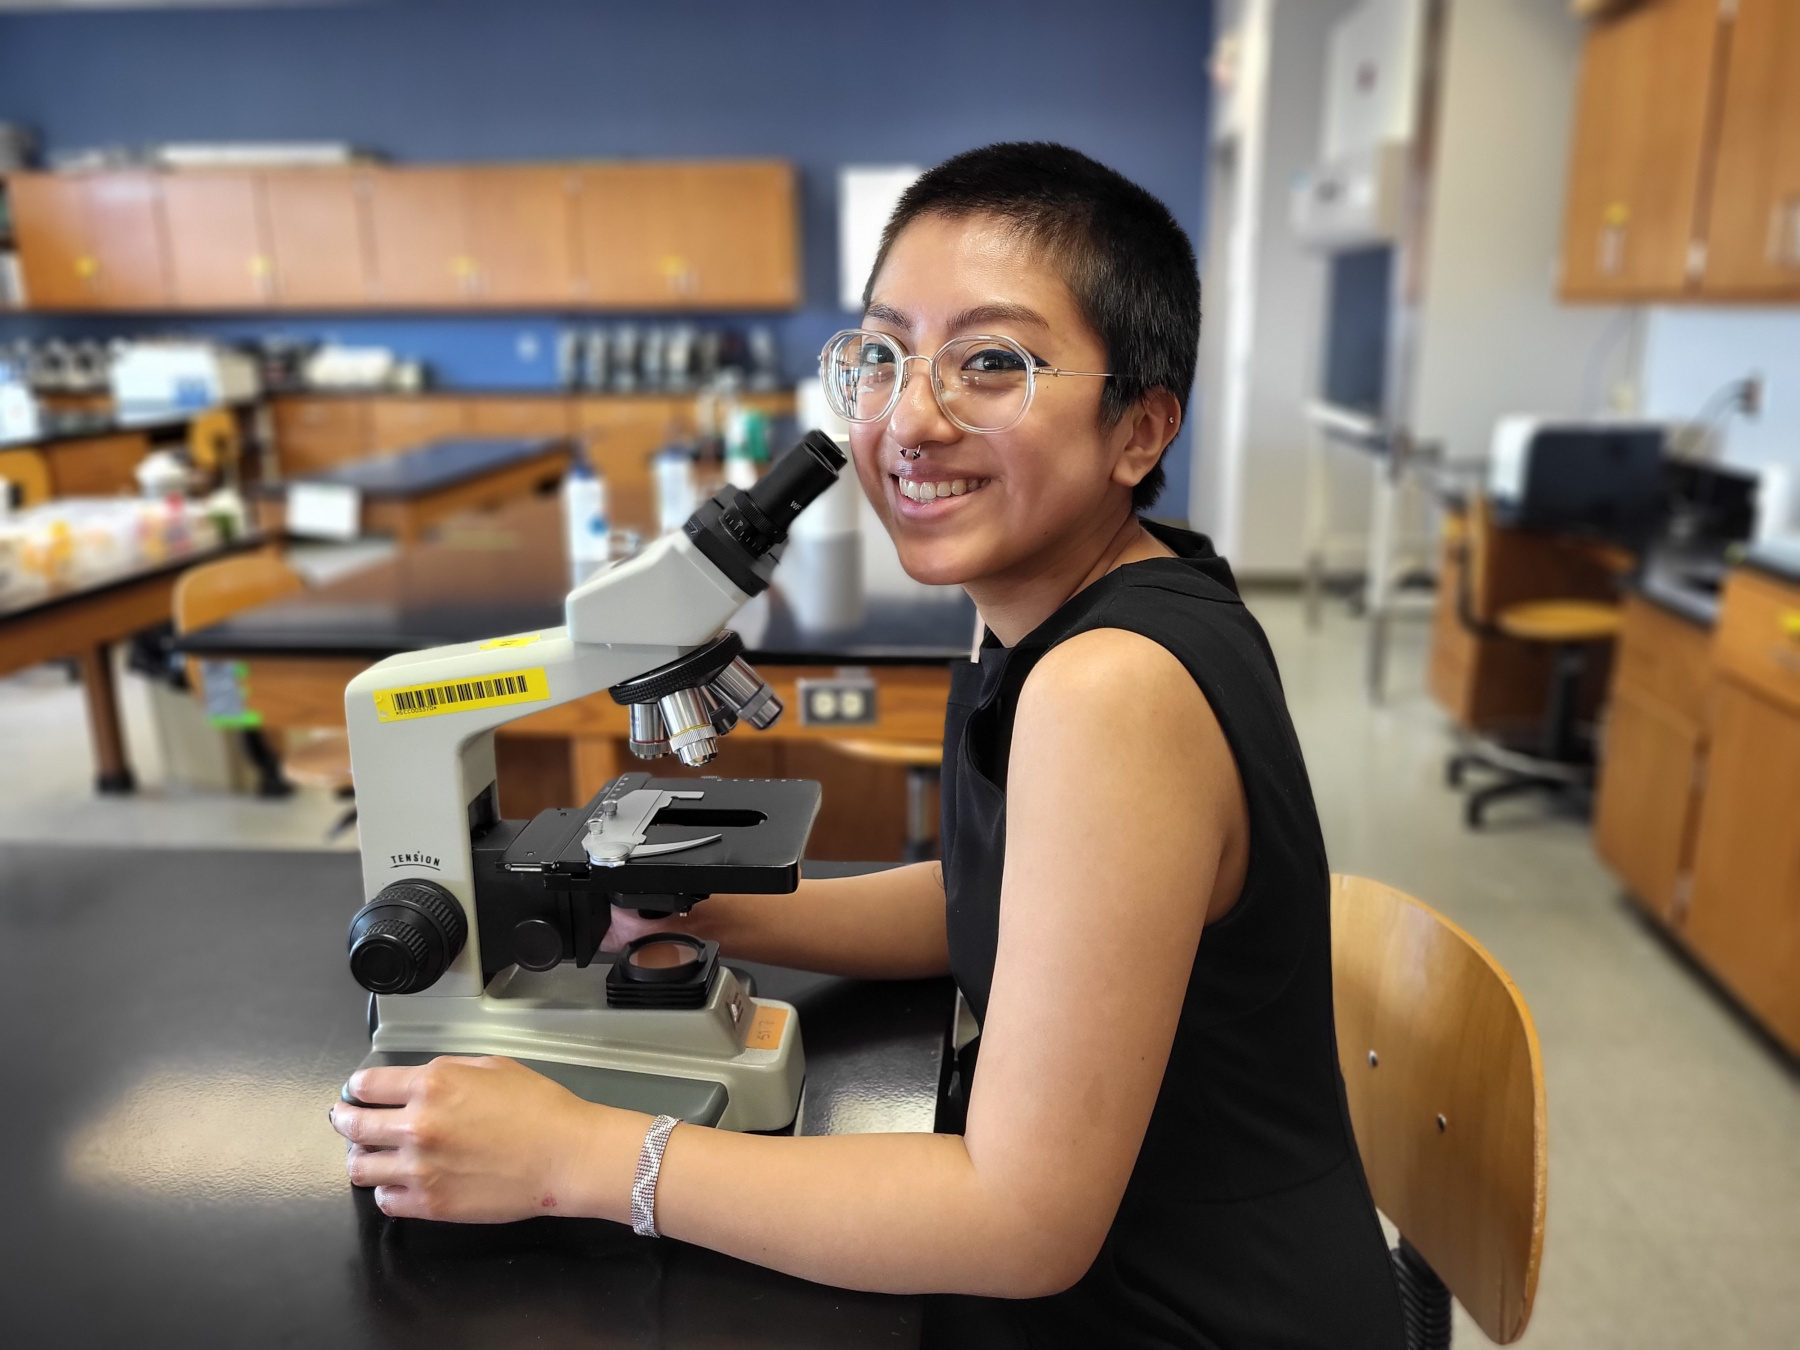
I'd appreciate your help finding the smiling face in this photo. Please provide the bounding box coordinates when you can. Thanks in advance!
[849,213,1169,591]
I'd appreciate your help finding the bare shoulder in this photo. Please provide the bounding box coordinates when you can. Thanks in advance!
[1019,627,1207,725]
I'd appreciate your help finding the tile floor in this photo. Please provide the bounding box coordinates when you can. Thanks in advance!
[0,589,1794,1346]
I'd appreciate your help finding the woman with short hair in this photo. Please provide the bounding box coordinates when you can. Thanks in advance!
[331,141,1406,1350]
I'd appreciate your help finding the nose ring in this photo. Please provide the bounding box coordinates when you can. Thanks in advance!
[900,446,922,460]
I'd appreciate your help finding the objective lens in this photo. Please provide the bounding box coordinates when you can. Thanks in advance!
[627,702,670,759]
[658,686,719,767]
[707,655,783,730]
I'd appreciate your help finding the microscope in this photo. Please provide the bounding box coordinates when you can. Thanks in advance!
[339,431,848,1132]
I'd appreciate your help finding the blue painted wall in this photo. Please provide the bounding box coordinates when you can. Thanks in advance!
[0,0,1212,509]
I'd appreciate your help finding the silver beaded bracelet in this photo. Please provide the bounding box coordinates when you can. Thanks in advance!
[630,1114,681,1237]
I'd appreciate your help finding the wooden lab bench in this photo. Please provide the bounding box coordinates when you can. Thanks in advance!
[1593,554,1800,1055]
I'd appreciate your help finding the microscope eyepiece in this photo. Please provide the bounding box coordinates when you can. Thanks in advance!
[681,430,846,597]
[744,429,847,536]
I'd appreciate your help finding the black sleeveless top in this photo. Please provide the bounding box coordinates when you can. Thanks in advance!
[925,523,1404,1350]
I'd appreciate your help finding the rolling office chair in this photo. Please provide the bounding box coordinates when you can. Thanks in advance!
[172,552,357,836]
[1331,874,1547,1349]
[1446,495,1624,828]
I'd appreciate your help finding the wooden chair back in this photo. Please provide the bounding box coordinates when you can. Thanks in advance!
[173,552,305,635]
[0,448,54,508]
[1331,874,1547,1344]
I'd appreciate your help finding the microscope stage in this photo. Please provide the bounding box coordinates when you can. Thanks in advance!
[497,773,822,896]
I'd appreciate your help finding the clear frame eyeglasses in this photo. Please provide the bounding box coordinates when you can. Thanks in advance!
[818,329,1113,435]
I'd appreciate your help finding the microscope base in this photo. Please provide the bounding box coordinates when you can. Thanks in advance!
[355,962,804,1133]
[347,1049,732,1125]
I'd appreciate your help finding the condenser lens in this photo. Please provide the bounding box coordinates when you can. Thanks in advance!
[629,939,700,971]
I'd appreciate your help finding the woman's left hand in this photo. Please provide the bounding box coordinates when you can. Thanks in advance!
[328,1056,638,1222]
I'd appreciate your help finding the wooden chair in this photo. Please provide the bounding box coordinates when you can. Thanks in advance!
[1331,874,1547,1348]
[0,447,54,508]
[1448,494,1623,826]
[173,553,355,828]
[824,739,942,862]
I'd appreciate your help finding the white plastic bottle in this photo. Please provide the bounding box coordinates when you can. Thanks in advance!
[562,460,610,586]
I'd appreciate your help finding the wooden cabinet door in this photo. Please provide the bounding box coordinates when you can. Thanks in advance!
[159,173,272,308]
[465,397,572,439]
[9,174,98,309]
[43,432,150,496]
[1684,679,1800,1053]
[577,163,798,308]
[465,167,580,306]
[82,173,171,309]
[1592,683,1704,922]
[1559,0,1727,299]
[363,168,472,306]
[366,396,470,454]
[263,171,371,308]
[575,397,686,528]
[272,397,370,475]
[1699,0,1800,297]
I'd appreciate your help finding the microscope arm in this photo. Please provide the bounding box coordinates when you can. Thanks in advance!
[344,527,763,999]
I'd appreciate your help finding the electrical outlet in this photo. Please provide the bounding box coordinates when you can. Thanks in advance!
[797,677,878,726]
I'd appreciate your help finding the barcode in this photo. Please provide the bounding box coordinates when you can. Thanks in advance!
[391,674,530,714]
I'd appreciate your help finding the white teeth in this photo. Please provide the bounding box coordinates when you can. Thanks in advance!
[897,476,988,502]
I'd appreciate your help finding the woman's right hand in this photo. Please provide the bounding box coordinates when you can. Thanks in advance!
[599,904,697,954]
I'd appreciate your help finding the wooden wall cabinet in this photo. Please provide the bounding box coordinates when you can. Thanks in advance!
[1697,0,1800,297]
[465,167,583,305]
[10,172,169,309]
[1591,594,1713,922]
[1562,0,1800,301]
[158,172,272,308]
[1559,0,1725,299]
[262,171,372,307]
[8,160,798,314]
[577,163,799,309]
[363,168,473,307]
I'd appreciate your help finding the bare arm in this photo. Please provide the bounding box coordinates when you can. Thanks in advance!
[605,860,951,980]
[332,628,1247,1297]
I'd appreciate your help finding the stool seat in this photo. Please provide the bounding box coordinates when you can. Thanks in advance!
[283,730,354,791]
[826,739,943,769]
[1495,600,1621,644]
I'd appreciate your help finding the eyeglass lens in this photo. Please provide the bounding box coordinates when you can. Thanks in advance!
[825,333,1033,432]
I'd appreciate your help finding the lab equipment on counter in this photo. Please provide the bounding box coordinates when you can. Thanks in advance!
[338,431,848,1132]
[1487,417,1666,547]
[109,341,260,412]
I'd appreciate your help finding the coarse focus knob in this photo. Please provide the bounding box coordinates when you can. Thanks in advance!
[347,879,468,995]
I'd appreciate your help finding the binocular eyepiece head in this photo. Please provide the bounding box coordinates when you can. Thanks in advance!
[606,431,845,769]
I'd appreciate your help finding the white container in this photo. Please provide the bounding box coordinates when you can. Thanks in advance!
[653,446,698,536]
[562,461,610,586]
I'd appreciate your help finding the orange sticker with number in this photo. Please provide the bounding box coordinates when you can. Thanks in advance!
[744,1003,788,1051]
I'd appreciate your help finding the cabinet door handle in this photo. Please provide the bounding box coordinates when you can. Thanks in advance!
[1766,198,1800,268]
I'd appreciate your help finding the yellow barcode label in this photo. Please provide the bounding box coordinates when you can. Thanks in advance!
[372,667,551,722]
[479,634,542,650]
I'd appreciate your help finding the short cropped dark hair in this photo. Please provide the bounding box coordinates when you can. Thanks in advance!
[864,142,1200,511]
